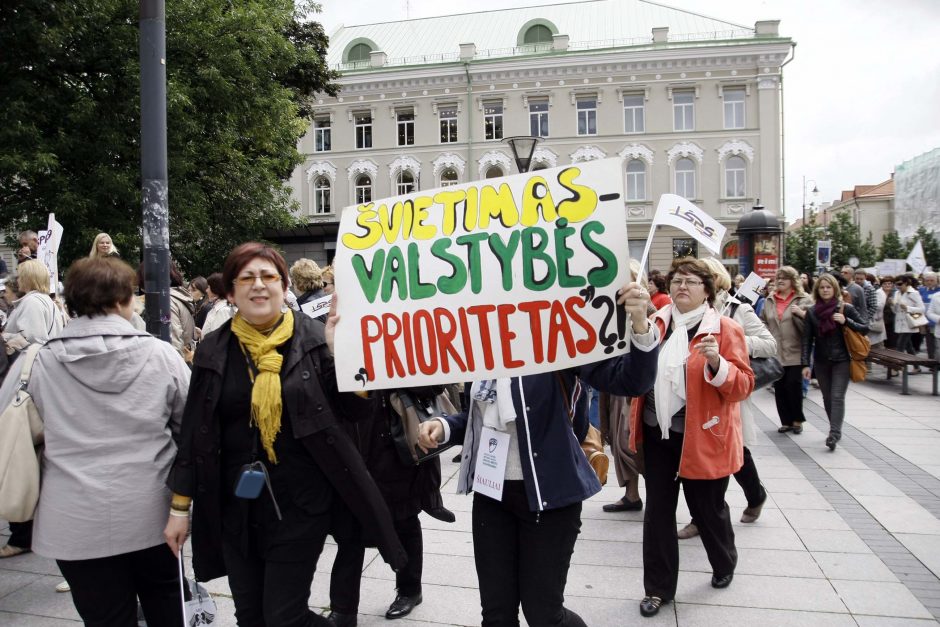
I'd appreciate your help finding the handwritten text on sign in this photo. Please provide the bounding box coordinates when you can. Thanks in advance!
[333,158,631,391]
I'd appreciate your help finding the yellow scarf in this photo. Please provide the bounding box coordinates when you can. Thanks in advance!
[230,309,295,463]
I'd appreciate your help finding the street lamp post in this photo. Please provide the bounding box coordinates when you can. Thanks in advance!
[802,176,819,226]
[504,136,542,173]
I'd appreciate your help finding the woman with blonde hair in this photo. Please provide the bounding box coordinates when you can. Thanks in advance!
[761,266,812,433]
[3,260,65,344]
[321,266,335,296]
[289,258,324,308]
[88,233,119,259]
[802,274,868,450]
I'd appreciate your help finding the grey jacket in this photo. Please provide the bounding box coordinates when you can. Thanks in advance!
[761,292,812,367]
[29,315,190,560]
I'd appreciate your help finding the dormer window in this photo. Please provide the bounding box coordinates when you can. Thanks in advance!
[347,43,372,63]
[523,24,553,44]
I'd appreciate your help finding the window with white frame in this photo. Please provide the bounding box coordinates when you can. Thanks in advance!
[314,118,331,152]
[397,110,415,146]
[396,170,416,195]
[675,158,695,199]
[673,90,694,131]
[354,174,372,204]
[354,112,372,149]
[723,87,745,129]
[623,94,644,134]
[529,99,549,137]
[725,155,746,198]
[440,168,458,187]
[576,96,597,136]
[485,165,503,179]
[483,101,503,140]
[312,177,331,214]
[625,159,646,201]
[439,106,457,143]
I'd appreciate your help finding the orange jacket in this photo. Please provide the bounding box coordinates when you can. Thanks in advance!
[629,306,754,480]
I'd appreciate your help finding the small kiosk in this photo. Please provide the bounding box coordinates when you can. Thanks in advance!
[735,201,784,280]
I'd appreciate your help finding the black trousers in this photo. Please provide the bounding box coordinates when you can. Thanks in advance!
[8,520,32,549]
[329,514,423,613]
[472,481,587,627]
[773,365,806,427]
[733,447,766,508]
[57,543,182,627]
[642,424,737,600]
[222,526,331,627]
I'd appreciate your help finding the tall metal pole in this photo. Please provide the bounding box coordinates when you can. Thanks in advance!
[140,0,171,342]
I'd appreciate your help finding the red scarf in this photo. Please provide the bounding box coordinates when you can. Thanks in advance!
[814,298,838,336]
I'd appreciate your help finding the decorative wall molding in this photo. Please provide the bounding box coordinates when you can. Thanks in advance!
[388,155,421,178]
[617,86,650,102]
[757,77,779,90]
[477,151,513,179]
[306,161,337,182]
[346,159,378,179]
[666,142,704,165]
[531,147,558,168]
[716,139,755,163]
[569,145,606,163]
[569,89,602,105]
[618,144,654,165]
[521,92,553,108]
[432,153,466,178]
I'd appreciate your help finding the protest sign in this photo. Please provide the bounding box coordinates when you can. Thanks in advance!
[736,272,767,307]
[885,259,908,276]
[300,294,332,320]
[637,194,726,272]
[333,158,631,391]
[906,240,927,275]
[35,213,64,293]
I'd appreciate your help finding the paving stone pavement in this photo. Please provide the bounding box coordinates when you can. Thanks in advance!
[1,364,939,625]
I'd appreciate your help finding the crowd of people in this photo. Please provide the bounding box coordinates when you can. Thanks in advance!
[1,228,938,625]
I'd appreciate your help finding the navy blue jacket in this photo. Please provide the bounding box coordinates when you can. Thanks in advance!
[443,340,658,512]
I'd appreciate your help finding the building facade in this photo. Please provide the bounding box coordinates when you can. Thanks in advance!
[280,0,793,273]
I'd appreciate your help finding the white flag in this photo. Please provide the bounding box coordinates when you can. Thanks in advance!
[637,195,726,273]
[906,240,927,275]
[35,213,64,294]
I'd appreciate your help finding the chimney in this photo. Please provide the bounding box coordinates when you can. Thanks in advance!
[459,43,476,60]
[652,27,669,43]
[369,51,387,67]
[755,20,780,37]
[552,34,569,51]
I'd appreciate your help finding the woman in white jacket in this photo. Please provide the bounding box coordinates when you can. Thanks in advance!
[894,275,926,371]
[679,259,776,539]
[2,260,65,344]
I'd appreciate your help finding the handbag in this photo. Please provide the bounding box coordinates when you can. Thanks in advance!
[840,304,871,382]
[0,344,44,523]
[178,549,217,626]
[555,373,608,485]
[750,356,784,389]
[907,312,928,328]
[388,386,457,466]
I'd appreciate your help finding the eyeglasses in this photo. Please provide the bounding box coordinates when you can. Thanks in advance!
[323,281,333,286]
[233,273,281,286]
[670,278,704,288]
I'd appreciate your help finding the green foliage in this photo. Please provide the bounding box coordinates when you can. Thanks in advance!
[906,226,940,271]
[860,232,878,269]
[879,231,906,260]
[0,0,338,276]
[784,218,822,275]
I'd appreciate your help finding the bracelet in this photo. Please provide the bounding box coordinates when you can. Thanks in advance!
[170,503,190,512]
[169,509,190,518]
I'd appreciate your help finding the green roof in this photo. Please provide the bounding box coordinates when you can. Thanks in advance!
[328,0,757,69]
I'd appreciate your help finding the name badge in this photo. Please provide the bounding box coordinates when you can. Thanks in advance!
[473,426,511,501]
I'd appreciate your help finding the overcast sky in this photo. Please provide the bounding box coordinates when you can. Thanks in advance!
[315,0,940,224]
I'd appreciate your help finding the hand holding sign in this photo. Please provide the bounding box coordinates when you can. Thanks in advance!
[617,282,651,334]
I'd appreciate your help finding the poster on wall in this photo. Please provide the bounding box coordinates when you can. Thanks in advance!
[332,158,632,391]
[753,233,779,280]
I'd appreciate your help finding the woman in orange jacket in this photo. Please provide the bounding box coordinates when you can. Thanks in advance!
[628,258,755,617]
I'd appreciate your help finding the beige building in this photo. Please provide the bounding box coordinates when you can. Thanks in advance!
[788,179,895,247]
[281,0,793,273]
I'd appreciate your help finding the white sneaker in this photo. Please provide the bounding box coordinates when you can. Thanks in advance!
[55,580,70,593]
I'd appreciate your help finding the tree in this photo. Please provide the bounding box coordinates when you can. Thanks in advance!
[0,0,338,276]
[879,231,906,260]
[827,212,870,269]
[860,232,878,269]
[906,227,940,271]
[784,218,823,275]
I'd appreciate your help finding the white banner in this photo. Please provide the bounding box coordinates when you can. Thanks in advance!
[333,158,631,391]
[652,194,726,256]
[35,213,64,294]
[906,240,927,275]
[299,294,332,320]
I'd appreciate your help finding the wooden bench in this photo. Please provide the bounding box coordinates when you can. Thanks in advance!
[866,346,939,396]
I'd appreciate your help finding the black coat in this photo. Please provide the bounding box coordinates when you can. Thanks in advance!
[802,302,869,365]
[166,314,407,581]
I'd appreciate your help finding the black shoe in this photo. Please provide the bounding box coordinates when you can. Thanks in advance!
[325,610,358,627]
[826,436,837,451]
[792,424,803,434]
[777,425,792,433]
[451,452,462,463]
[639,596,670,617]
[424,506,456,523]
[385,593,422,619]
[602,497,643,512]
[711,573,734,589]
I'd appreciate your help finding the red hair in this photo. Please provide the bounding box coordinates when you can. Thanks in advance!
[221,242,289,298]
